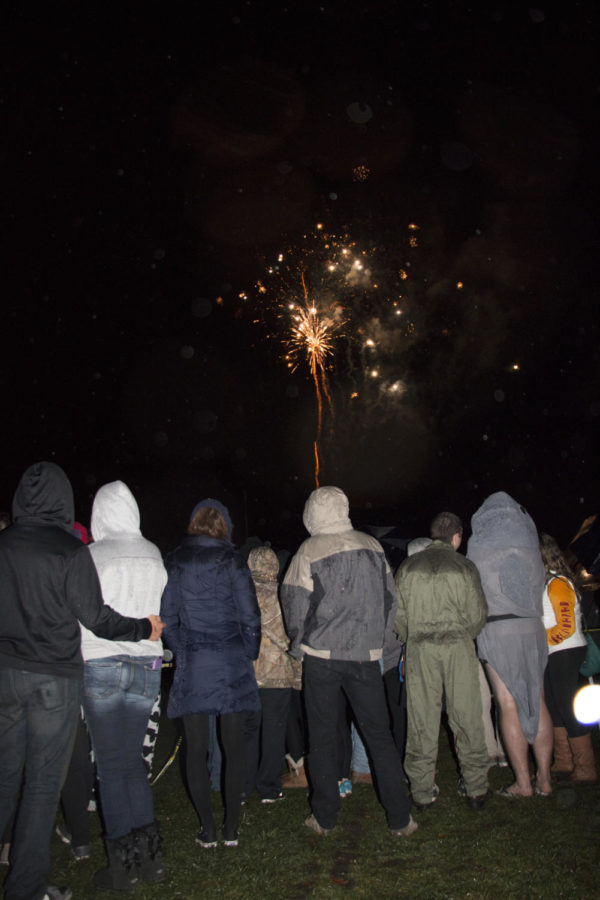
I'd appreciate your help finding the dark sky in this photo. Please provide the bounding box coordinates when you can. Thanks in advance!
[3,2,599,552]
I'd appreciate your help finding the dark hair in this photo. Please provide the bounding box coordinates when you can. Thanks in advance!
[188,506,229,540]
[539,533,574,579]
[430,511,463,544]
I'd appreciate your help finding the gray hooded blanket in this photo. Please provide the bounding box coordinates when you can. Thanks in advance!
[467,491,547,743]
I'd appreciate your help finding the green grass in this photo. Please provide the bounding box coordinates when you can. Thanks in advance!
[44,716,600,899]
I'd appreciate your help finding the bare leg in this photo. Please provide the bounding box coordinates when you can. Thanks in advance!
[532,693,553,794]
[484,664,533,796]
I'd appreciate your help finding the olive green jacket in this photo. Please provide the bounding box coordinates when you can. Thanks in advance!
[395,540,487,644]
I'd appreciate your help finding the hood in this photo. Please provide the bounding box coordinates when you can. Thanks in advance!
[248,545,279,583]
[467,490,545,616]
[469,491,539,551]
[189,498,233,538]
[302,486,353,536]
[91,481,141,541]
[407,537,432,557]
[12,461,74,530]
[72,521,90,544]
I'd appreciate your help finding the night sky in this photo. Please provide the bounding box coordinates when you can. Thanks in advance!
[3,3,599,554]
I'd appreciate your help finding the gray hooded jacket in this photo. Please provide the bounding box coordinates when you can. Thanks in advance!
[281,486,397,662]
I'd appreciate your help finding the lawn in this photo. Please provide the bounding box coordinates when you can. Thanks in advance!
[43,706,600,900]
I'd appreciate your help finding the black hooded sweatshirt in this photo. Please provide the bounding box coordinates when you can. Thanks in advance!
[0,461,151,679]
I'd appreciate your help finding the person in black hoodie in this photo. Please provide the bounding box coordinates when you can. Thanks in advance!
[0,462,164,900]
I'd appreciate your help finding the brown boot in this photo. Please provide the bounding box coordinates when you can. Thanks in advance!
[567,734,598,784]
[551,727,573,778]
[281,755,309,789]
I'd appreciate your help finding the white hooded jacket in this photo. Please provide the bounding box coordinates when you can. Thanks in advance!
[80,481,167,661]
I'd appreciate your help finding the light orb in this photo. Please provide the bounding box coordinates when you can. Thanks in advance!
[573,684,600,725]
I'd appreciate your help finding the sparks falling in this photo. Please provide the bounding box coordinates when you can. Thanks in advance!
[285,272,341,486]
[247,223,418,485]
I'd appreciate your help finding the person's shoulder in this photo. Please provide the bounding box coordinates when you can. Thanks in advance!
[452,552,481,579]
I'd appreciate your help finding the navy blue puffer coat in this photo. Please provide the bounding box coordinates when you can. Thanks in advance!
[161,533,261,717]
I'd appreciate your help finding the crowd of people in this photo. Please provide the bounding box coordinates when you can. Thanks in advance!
[0,463,598,900]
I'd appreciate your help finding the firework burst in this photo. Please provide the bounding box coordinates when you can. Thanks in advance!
[245,223,418,485]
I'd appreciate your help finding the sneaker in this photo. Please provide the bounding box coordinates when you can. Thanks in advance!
[261,792,284,805]
[222,827,239,847]
[43,888,73,900]
[338,778,352,797]
[390,815,419,837]
[467,790,492,810]
[55,823,72,845]
[72,843,91,860]
[195,830,217,849]
[56,822,90,860]
[304,814,333,835]
[412,799,435,812]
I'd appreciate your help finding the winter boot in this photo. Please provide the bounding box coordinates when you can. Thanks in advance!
[551,727,574,778]
[134,821,165,883]
[281,755,309,789]
[94,833,138,892]
[567,734,598,784]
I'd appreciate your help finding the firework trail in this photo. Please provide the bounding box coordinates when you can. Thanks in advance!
[245,223,418,485]
[286,271,342,485]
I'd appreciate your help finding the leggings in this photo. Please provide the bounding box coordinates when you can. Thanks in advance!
[183,712,245,838]
[544,646,589,738]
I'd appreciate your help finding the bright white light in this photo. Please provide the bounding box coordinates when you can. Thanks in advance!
[573,684,600,725]
[388,381,406,395]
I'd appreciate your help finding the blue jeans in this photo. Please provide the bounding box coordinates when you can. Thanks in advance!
[0,667,80,900]
[351,723,370,773]
[83,656,161,839]
[303,656,411,830]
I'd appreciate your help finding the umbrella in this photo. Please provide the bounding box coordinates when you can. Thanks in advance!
[570,514,600,576]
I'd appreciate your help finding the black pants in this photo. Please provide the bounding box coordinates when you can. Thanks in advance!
[383,666,407,766]
[0,668,80,900]
[337,693,352,780]
[303,656,411,830]
[285,688,308,763]
[544,647,589,737]
[245,688,292,799]
[183,711,245,839]
[59,713,94,845]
